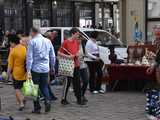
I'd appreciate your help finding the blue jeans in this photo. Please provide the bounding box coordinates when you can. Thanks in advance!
[31,71,50,111]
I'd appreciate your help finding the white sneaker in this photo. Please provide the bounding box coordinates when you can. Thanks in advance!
[92,91,98,94]
[99,89,105,94]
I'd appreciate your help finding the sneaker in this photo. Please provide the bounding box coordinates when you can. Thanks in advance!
[99,89,105,94]
[51,96,58,101]
[45,102,51,113]
[32,110,41,114]
[61,99,70,105]
[77,100,86,105]
[82,96,88,103]
[18,106,24,111]
[92,91,98,94]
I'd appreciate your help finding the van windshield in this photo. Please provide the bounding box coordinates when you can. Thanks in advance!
[83,31,122,47]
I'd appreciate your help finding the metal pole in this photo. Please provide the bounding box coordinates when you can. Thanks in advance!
[50,0,53,26]
[101,0,105,30]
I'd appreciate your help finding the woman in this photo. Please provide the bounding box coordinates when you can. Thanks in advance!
[85,31,105,94]
[7,34,27,111]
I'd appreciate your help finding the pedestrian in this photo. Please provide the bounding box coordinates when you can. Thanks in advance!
[44,31,58,101]
[146,43,160,119]
[58,27,85,105]
[78,36,89,103]
[7,34,26,111]
[85,31,105,94]
[26,27,56,113]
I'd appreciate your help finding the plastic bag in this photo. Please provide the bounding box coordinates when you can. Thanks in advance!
[22,79,39,97]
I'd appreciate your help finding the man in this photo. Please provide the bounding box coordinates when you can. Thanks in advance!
[85,31,104,94]
[58,28,85,105]
[26,27,56,113]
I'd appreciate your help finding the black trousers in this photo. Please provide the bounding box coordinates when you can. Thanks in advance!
[80,68,89,97]
[62,67,82,102]
[86,61,103,92]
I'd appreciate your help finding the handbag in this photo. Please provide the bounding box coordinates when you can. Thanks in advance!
[58,48,75,77]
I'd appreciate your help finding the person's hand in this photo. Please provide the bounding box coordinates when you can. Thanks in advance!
[146,67,154,75]
[27,72,32,80]
[68,55,75,59]
[96,57,101,61]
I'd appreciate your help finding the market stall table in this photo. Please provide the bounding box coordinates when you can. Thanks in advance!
[106,64,156,91]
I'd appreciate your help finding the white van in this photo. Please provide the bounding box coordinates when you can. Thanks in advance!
[40,27,127,64]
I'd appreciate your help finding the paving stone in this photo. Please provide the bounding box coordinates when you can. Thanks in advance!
[0,84,146,120]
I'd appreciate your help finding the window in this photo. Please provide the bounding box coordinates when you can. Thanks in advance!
[147,0,160,43]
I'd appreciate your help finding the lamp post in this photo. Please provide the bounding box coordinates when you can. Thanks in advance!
[25,0,33,35]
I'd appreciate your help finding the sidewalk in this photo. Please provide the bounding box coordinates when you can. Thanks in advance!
[0,84,147,120]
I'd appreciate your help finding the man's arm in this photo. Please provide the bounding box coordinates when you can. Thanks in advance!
[26,41,33,74]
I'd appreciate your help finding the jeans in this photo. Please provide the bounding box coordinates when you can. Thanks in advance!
[31,71,50,111]
[80,68,89,97]
[86,61,103,92]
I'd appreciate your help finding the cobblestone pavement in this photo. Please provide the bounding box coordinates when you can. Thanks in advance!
[0,84,147,120]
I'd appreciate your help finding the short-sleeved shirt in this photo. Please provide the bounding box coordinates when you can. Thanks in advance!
[8,44,26,80]
[59,39,80,67]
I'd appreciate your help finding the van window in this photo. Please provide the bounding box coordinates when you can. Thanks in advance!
[84,31,119,46]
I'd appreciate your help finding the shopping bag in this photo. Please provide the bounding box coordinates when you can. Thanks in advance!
[22,79,39,97]
[32,83,39,97]
[58,56,74,77]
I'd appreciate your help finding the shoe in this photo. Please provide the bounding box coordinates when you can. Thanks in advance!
[82,96,88,103]
[18,106,24,111]
[45,102,51,113]
[99,89,105,94]
[92,91,98,94]
[51,96,58,101]
[61,99,70,105]
[40,97,45,102]
[32,110,41,114]
[77,100,86,105]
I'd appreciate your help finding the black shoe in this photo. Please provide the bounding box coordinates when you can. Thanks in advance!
[61,99,70,105]
[45,102,51,113]
[18,106,24,111]
[51,96,58,101]
[77,100,86,105]
[82,96,88,103]
[32,110,41,114]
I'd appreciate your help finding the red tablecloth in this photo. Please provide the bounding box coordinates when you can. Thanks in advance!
[106,64,156,81]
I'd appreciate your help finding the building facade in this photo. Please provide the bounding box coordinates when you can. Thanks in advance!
[0,0,119,34]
